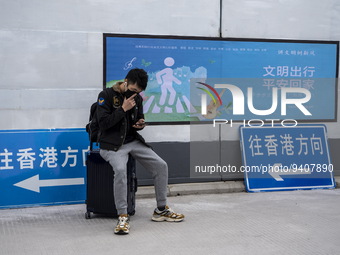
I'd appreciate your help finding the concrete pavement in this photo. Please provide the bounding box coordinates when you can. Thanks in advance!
[1,179,340,255]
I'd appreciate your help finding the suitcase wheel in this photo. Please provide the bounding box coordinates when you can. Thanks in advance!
[85,212,92,219]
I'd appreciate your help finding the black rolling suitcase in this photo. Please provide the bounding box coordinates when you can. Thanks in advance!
[85,149,137,219]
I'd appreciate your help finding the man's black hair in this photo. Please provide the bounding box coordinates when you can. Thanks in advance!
[125,68,148,91]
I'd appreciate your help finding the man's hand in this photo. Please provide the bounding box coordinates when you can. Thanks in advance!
[133,119,146,129]
[122,93,137,112]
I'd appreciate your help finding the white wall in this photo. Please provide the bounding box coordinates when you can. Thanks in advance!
[220,0,340,140]
[222,0,340,40]
[0,0,339,141]
[0,0,220,131]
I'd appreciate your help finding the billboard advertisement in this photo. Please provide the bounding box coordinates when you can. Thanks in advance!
[104,34,338,124]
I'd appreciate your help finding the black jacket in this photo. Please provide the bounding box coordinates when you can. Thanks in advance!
[96,83,146,151]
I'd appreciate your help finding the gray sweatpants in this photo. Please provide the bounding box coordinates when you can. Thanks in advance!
[99,140,168,215]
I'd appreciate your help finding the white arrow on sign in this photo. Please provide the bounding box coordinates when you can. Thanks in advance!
[14,174,85,193]
[269,163,311,181]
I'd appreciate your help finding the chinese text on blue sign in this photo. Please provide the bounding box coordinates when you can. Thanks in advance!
[239,125,335,192]
[0,129,89,209]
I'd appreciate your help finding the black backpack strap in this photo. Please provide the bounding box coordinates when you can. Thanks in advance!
[88,88,111,151]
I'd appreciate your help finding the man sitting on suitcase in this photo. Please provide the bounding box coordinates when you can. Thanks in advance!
[97,68,184,235]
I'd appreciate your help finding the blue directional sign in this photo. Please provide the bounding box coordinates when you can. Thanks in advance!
[0,129,89,209]
[239,125,335,192]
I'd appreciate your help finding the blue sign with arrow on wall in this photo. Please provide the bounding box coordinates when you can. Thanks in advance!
[0,129,89,209]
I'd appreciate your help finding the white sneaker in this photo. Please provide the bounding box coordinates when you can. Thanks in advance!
[151,206,185,222]
[114,214,130,235]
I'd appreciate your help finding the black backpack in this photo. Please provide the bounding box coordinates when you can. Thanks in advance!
[86,102,100,150]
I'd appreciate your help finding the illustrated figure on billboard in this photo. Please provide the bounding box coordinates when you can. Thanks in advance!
[156,57,182,106]
[124,57,137,70]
